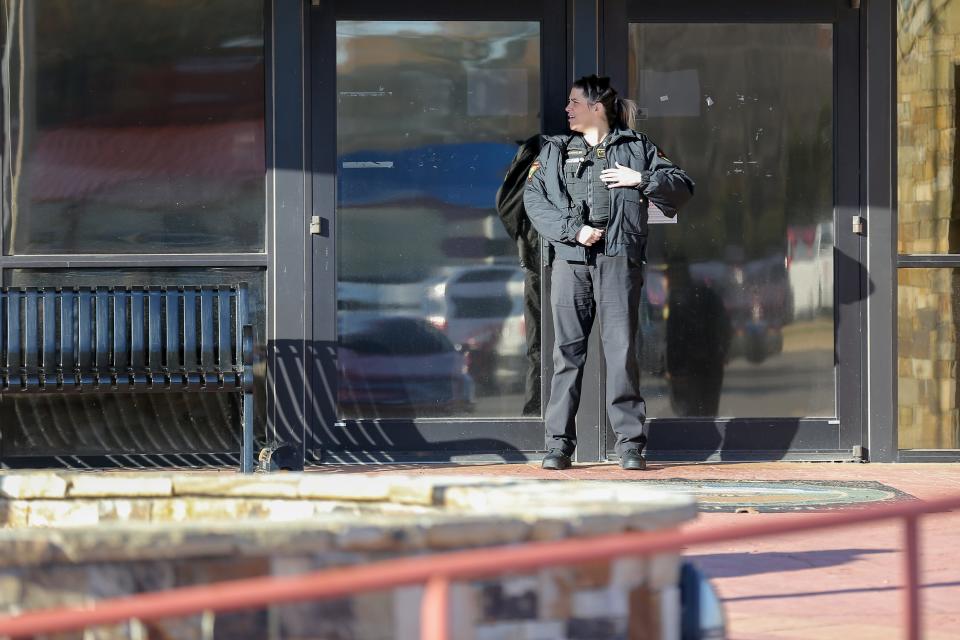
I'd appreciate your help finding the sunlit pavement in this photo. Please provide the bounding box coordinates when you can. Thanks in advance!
[310,461,960,639]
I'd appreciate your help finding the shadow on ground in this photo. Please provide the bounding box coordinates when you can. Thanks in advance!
[713,580,960,603]
[688,548,894,579]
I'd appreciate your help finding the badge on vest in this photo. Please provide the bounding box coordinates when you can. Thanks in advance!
[527,160,541,182]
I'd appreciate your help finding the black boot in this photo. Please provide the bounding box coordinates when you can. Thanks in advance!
[541,449,572,470]
[619,449,647,470]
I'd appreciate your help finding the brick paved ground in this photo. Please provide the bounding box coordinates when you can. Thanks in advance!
[313,462,960,639]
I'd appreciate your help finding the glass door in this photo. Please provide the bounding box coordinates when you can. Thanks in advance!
[603,0,864,460]
[308,0,567,461]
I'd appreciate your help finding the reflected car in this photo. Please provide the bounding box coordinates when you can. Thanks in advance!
[338,315,474,416]
[786,222,834,320]
[640,265,668,377]
[727,254,789,364]
[422,265,526,394]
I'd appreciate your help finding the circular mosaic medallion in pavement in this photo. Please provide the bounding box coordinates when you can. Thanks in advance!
[626,479,913,512]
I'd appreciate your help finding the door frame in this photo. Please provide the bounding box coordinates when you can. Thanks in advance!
[599,0,867,461]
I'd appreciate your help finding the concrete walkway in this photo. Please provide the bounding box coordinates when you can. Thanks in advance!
[314,462,960,639]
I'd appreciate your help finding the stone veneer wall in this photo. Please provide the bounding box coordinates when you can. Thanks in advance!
[897,0,960,449]
[0,472,697,640]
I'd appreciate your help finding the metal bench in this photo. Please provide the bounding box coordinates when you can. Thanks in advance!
[0,285,256,473]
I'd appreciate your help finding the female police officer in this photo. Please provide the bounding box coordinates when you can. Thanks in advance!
[524,75,694,470]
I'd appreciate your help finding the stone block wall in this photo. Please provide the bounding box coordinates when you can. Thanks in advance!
[897,0,960,449]
[0,472,697,640]
[2,556,680,640]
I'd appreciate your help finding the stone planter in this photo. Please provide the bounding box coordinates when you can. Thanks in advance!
[0,472,697,640]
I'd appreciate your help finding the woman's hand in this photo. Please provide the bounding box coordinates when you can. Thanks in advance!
[600,162,644,189]
[577,225,604,246]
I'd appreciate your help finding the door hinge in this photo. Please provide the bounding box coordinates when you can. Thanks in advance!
[852,215,866,236]
[310,216,322,235]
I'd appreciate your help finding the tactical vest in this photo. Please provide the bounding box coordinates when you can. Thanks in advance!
[563,136,611,228]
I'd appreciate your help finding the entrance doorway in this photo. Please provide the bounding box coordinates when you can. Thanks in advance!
[306,0,864,463]
[307,0,567,461]
[602,0,864,461]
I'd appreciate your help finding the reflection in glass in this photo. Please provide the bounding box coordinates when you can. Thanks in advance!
[0,1,265,254]
[336,21,541,420]
[898,269,960,449]
[630,23,835,418]
[1,268,266,457]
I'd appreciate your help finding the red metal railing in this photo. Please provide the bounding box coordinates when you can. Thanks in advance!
[1,492,958,640]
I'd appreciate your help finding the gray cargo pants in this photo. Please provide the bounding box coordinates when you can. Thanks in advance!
[546,254,647,457]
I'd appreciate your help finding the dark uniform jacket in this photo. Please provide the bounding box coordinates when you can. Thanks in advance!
[523,127,695,264]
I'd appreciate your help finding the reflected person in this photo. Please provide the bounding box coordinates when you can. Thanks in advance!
[496,134,545,417]
[524,75,695,470]
[665,256,732,417]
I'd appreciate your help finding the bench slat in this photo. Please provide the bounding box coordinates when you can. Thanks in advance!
[200,288,215,368]
[130,289,145,370]
[42,290,57,373]
[95,288,110,372]
[113,290,128,371]
[148,288,162,370]
[60,290,76,371]
[78,290,93,371]
[237,284,249,366]
[217,289,231,368]
[24,289,39,376]
[5,292,21,375]
[183,288,198,370]
[166,288,181,371]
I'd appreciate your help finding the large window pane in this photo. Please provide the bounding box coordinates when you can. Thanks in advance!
[336,21,541,420]
[898,268,960,449]
[897,0,960,254]
[0,1,265,255]
[629,23,835,418]
[0,268,266,458]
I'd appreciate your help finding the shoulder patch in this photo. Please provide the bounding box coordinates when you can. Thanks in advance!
[527,160,541,182]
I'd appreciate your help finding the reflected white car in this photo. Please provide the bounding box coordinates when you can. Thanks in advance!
[787,222,834,320]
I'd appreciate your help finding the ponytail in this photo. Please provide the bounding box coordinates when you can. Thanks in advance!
[615,98,638,131]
